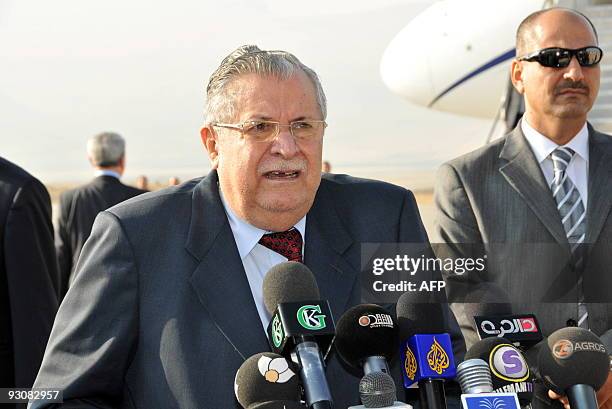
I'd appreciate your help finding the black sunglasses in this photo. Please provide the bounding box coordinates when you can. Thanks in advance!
[518,46,603,68]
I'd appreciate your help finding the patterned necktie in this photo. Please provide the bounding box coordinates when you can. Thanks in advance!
[550,147,588,328]
[258,228,303,263]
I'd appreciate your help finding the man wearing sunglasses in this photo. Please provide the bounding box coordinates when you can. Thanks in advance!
[433,7,612,409]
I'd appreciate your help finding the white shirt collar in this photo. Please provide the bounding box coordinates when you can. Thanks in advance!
[219,188,306,260]
[521,119,589,164]
[94,169,121,179]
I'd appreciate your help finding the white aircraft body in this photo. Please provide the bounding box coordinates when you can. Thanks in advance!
[381,0,612,132]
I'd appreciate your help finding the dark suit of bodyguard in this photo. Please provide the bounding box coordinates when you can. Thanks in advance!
[31,46,442,408]
[433,9,612,409]
[0,157,58,405]
[55,132,145,298]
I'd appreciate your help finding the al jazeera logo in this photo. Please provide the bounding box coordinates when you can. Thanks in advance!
[427,337,450,375]
[404,345,417,381]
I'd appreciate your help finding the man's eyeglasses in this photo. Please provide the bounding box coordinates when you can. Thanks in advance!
[517,46,603,68]
[211,120,327,143]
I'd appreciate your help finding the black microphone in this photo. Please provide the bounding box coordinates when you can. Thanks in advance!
[335,304,398,375]
[234,352,305,409]
[537,327,609,409]
[396,291,456,409]
[464,337,534,407]
[263,262,335,409]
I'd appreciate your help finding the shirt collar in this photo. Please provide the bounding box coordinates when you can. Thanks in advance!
[522,119,589,164]
[219,188,306,260]
[95,169,121,179]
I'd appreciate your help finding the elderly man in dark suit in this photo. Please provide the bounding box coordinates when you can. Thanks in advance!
[55,131,146,298]
[433,8,612,409]
[0,157,59,407]
[30,45,444,408]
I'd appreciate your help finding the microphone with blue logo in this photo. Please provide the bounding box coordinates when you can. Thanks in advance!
[455,357,520,409]
[396,291,456,409]
[462,337,534,409]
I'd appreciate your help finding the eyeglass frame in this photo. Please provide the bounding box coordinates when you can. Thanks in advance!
[516,46,603,68]
[210,119,328,142]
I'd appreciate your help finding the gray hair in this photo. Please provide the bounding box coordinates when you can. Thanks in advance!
[205,45,327,124]
[87,132,125,167]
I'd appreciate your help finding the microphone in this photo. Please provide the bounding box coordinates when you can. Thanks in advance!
[335,304,398,375]
[456,357,522,409]
[348,372,413,408]
[456,359,493,394]
[537,327,609,409]
[234,352,305,409]
[336,305,411,408]
[464,337,534,407]
[396,292,456,409]
[263,262,335,409]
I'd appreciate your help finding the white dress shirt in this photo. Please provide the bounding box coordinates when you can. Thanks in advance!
[219,189,306,332]
[522,119,589,208]
[94,169,121,179]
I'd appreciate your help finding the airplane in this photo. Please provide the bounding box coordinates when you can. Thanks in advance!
[380,0,612,140]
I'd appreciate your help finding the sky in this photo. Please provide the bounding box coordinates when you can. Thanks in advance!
[0,0,491,189]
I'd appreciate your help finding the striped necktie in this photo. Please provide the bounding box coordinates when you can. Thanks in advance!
[550,147,588,329]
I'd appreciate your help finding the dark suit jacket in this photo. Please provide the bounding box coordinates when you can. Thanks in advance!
[433,124,612,406]
[55,175,146,297]
[0,157,59,392]
[31,171,438,409]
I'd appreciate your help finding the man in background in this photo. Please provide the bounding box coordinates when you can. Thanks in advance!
[0,157,58,407]
[55,132,146,298]
[135,175,149,191]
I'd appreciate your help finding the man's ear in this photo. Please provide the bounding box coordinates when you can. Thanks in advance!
[200,126,219,169]
[511,60,525,94]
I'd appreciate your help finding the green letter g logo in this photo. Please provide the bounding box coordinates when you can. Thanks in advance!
[296,305,327,330]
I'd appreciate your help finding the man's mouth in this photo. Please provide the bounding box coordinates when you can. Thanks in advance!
[559,89,588,95]
[263,170,301,179]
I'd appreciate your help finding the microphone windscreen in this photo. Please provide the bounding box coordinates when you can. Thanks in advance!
[396,290,446,340]
[335,304,399,369]
[235,352,301,408]
[263,262,320,314]
[465,337,533,406]
[359,371,397,408]
[537,327,609,394]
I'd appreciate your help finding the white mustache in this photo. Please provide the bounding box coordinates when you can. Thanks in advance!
[259,162,307,174]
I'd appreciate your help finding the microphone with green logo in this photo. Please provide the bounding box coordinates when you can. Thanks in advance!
[263,262,336,409]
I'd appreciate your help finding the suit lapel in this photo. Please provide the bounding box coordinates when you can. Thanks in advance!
[185,171,269,360]
[499,125,569,249]
[304,180,359,321]
[586,127,612,244]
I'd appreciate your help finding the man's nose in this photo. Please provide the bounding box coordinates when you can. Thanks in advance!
[563,56,585,82]
[269,126,300,158]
